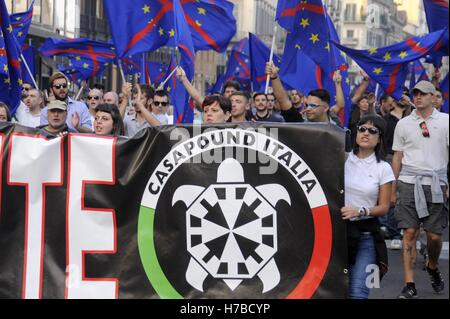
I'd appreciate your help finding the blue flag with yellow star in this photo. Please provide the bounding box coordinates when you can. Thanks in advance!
[0,0,23,114]
[120,54,142,76]
[20,43,35,85]
[276,0,333,74]
[220,38,252,92]
[331,29,447,100]
[423,0,449,66]
[9,0,34,47]
[249,33,281,92]
[104,0,236,58]
[59,55,108,85]
[172,0,195,123]
[40,38,117,67]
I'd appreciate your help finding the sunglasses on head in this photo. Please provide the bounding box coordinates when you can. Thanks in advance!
[87,96,100,100]
[419,121,430,138]
[154,101,168,107]
[53,84,68,89]
[357,125,380,135]
[305,102,325,108]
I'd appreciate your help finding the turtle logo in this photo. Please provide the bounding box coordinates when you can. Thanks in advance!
[138,129,334,299]
[172,158,290,293]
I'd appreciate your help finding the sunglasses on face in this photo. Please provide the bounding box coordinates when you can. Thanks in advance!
[357,125,380,135]
[419,121,430,138]
[305,102,325,108]
[87,96,100,100]
[53,84,68,89]
[154,101,168,107]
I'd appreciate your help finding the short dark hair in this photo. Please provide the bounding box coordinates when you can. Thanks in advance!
[308,89,331,105]
[133,84,155,101]
[230,91,250,102]
[153,90,170,104]
[95,104,124,136]
[223,80,241,92]
[93,83,105,92]
[353,114,387,163]
[202,95,231,113]
[0,102,12,121]
[253,92,267,101]
[379,94,391,103]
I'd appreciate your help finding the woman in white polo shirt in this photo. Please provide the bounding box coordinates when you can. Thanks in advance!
[341,114,395,299]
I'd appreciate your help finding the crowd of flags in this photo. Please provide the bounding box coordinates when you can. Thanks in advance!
[0,0,449,122]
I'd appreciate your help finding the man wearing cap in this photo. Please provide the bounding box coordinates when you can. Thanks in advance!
[392,80,449,299]
[37,100,77,138]
[40,72,93,133]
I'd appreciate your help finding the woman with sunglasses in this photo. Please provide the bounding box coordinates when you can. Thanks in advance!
[342,114,394,299]
[348,94,376,147]
[86,89,104,129]
[94,104,124,136]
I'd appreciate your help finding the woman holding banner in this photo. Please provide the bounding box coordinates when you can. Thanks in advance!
[341,114,394,299]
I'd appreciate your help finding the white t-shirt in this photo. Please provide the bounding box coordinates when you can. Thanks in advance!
[345,152,395,221]
[16,107,42,128]
[392,109,449,185]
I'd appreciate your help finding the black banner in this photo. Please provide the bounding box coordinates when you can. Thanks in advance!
[0,122,347,299]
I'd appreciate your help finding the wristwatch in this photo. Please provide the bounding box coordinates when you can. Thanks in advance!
[358,207,366,218]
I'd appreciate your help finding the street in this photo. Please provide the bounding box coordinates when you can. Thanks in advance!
[370,231,449,299]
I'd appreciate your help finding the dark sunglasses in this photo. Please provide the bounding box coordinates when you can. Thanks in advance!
[357,125,380,135]
[419,121,430,138]
[154,101,168,107]
[87,96,100,100]
[305,102,325,108]
[53,84,68,89]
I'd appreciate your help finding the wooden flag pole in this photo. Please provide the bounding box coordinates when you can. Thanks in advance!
[118,59,133,108]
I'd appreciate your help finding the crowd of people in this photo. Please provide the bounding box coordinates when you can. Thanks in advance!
[0,62,448,300]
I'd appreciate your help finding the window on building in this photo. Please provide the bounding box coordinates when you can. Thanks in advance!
[32,0,41,23]
[41,0,54,27]
[66,0,77,38]
[54,0,65,34]
[344,4,356,21]
[96,0,104,19]
[347,30,354,39]
[13,0,28,13]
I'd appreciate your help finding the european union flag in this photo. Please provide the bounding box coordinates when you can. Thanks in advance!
[120,54,142,76]
[408,60,425,91]
[104,0,236,58]
[0,0,23,114]
[39,38,116,66]
[19,43,35,84]
[172,0,195,123]
[440,72,448,113]
[249,33,281,92]
[59,56,108,85]
[423,1,449,66]
[331,29,447,100]
[10,0,33,47]
[276,0,332,74]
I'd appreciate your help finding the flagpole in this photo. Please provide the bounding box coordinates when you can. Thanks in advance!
[374,83,380,99]
[118,59,133,108]
[75,81,87,100]
[20,53,39,90]
[157,67,178,91]
[265,24,278,94]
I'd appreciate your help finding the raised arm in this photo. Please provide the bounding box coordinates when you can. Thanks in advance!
[265,62,292,111]
[351,70,370,104]
[331,70,345,114]
[176,66,204,107]
[134,84,161,127]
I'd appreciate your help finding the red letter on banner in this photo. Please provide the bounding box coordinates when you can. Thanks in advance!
[7,134,63,299]
[65,135,117,299]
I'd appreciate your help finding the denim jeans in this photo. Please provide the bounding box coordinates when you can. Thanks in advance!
[349,233,377,299]
[378,207,402,239]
